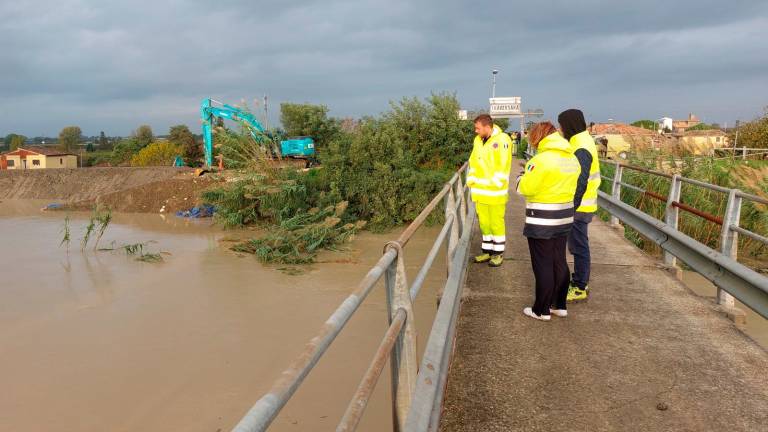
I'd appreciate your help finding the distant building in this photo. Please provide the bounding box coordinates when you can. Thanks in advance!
[658,117,673,132]
[677,129,729,155]
[589,123,659,159]
[0,147,78,170]
[672,113,701,132]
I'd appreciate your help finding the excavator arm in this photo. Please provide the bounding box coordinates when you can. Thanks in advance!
[200,98,276,167]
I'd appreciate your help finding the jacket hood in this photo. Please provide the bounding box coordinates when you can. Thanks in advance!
[558,109,587,140]
[537,132,571,153]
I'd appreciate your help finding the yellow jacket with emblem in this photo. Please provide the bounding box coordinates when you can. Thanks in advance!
[517,132,580,239]
[569,131,601,213]
[466,125,513,205]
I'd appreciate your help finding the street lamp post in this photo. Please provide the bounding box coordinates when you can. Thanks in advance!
[491,69,499,98]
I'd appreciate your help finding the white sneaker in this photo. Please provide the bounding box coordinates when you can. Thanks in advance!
[549,308,568,317]
[523,307,551,321]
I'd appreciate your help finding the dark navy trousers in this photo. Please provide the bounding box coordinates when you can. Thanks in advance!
[568,212,593,289]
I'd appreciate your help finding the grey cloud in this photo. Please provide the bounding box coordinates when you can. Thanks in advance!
[2,0,767,136]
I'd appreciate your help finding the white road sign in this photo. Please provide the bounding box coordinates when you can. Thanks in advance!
[489,97,522,118]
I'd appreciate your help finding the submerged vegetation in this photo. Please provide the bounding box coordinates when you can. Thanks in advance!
[59,208,165,264]
[60,215,71,249]
[99,241,166,263]
[231,202,366,264]
[80,206,112,251]
[203,93,477,264]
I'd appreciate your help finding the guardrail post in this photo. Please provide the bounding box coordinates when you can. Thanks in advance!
[455,176,467,232]
[610,161,623,227]
[664,174,682,269]
[384,242,417,432]
[444,188,460,273]
[719,189,742,308]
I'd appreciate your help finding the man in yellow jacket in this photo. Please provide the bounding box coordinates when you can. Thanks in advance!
[466,114,513,267]
[558,109,601,302]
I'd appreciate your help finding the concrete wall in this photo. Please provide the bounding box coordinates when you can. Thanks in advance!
[27,154,46,169]
[597,134,654,159]
[45,155,78,169]
[677,135,729,155]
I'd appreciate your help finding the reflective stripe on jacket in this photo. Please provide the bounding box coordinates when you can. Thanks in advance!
[467,125,513,205]
[516,132,580,239]
[570,131,601,213]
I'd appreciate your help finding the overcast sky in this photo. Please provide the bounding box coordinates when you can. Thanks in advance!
[2,0,767,137]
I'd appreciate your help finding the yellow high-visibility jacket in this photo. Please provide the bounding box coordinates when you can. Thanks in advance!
[517,132,580,238]
[569,131,601,213]
[467,125,513,205]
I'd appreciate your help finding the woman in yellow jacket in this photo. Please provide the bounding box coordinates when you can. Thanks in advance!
[466,114,513,267]
[516,122,580,321]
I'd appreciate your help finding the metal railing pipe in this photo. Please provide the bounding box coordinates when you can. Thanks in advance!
[620,163,674,179]
[679,176,732,194]
[403,201,476,431]
[336,308,407,432]
[396,163,467,248]
[409,214,454,301]
[736,190,768,206]
[731,225,768,246]
[598,191,768,320]
[671,201,723,225]
[231,249,397,432]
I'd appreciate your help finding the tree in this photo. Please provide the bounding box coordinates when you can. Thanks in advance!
[97,131,110,150]
[58,126,82,152]
[280,103,341,149]
[631,120,658,130]
[7,134,27,151]
[731,108,768,149]
[111,138,142,165]
[168,124,202,166]
[86,142,95,152]
[133,125,154,148]
[130,141,182,166]
[687,123,717,131]
[10,135,25,150]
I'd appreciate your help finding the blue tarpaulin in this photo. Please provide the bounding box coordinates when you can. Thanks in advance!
[175,205,216,218]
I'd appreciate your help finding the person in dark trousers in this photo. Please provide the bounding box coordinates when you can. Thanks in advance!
[516,122,580,320]
[557,109,602,302]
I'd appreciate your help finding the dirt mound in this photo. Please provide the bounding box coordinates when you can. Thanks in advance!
[70,176,221,213]
[0,167,195,201]
[0,167,224,213]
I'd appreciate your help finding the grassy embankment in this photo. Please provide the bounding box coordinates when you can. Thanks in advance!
[598,154,768,270]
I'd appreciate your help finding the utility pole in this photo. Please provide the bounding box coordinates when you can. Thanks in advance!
[263,94,269,131]
[733,119,740,160]
[491,69,499,98]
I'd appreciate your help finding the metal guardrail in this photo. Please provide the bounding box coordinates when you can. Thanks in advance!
[600,160,768,318]
[231,163,475,432]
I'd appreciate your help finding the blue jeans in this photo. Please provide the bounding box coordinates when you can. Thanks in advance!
[568,212,593,289]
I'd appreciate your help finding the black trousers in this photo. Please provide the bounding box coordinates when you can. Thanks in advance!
[527,235,570,316]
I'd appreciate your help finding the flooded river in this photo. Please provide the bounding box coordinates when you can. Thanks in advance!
[3,200,765,432]
[0,200,447,432]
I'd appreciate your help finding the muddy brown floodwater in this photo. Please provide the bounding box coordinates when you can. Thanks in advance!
[0,199,447,432]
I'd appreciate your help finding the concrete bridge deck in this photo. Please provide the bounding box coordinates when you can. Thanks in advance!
[439,183,768,431]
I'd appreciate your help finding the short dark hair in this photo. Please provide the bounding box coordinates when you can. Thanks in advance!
[473,114,493,126]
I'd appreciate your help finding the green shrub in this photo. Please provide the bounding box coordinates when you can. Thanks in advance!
[130,141,182,167]
[203,92,480,262]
